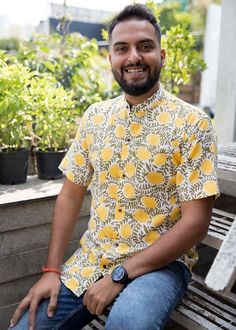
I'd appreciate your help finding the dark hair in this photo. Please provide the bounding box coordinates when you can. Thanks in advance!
[108,4,161,44]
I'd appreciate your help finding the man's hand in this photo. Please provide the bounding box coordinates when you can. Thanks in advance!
[10,273,61,329]
[83,275,124,315]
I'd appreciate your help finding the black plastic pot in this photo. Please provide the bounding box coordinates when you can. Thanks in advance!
[36,149,66,180]
[0,148,28,184]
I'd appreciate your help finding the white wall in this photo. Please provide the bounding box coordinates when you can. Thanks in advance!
[200,4,221,111]
[215,0,236,143]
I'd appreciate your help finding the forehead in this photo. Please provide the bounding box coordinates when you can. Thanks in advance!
[111,19,158,45]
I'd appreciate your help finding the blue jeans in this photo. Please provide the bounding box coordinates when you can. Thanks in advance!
[10,261,191,330]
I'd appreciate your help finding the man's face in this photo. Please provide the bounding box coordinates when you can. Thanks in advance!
[109,19,165,97]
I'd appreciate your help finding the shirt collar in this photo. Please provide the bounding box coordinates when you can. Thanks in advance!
[120,84,164,111]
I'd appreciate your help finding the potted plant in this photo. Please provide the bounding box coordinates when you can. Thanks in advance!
[0,61,33,184]
[30,75,76,179]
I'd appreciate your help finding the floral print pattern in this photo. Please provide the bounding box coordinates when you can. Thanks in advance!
[59,86,219,297]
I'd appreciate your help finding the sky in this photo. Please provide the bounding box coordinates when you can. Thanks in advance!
[0,0,151,26]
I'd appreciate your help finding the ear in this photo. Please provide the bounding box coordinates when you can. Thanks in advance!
[109,53,112,65]
[160,49,166,66]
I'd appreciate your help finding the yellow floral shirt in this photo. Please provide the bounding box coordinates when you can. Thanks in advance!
[59,86,219,297]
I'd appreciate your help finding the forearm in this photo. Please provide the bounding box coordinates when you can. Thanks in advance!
[45,197,80,268]
[123,216,208,279]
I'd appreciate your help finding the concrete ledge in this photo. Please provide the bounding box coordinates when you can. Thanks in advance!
[0,237,85,284]
[0,214,89,258]
[0,176,91,329]
[0,175,64,206]
[0,274,41,308]
[0,192,91,233]
[0,302,18,329]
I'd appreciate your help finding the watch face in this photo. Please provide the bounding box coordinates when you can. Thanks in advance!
[112,265,129,284]
[112,266,126,282]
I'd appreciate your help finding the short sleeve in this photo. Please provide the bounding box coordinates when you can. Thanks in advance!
[59,114,94,186]
[176,116,220,201]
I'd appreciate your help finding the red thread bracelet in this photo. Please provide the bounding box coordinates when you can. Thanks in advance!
[42,266,60,275]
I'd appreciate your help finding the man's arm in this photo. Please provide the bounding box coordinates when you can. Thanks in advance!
[10,178,87,329]
[83,196,213,315]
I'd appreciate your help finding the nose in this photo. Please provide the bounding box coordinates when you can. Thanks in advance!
[127,47,142,64]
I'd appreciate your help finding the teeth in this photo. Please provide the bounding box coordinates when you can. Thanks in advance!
[127,68,144,73]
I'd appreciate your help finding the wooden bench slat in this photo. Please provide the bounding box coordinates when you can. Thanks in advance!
[174,280,236,329]
[212,208,236,220]
[172,307,221,330]
[210,220,232,230]
[82,326,94,330]
[90,318,106,330]
[186,291,236,324]
[97,314,108,323]
[193,273,236,305]
[189,283,236,316]
[179,301,233,329]
[211,215,234,226]
[202,235,222,249]
[208,225,228,235]
[202,209,235,249]
[207,229,226,239]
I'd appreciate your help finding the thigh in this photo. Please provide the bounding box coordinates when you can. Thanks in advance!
[10,282,94,330]
[105,261,191,330]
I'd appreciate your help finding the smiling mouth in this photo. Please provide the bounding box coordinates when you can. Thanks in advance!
[124,67,147,73]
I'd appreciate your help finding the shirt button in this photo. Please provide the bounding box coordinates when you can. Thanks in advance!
[103,265,107,269]
[126,138,131,142]
[118,208,122,212]
[122,173,126,178]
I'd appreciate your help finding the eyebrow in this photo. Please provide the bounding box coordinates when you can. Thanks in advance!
[112,38,155,48]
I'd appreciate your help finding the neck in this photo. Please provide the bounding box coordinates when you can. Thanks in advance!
[125,81,160,106]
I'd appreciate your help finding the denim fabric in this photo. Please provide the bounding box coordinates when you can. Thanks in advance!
[9,284,94,330]
[105,261,191,330]
[9,261,191,330]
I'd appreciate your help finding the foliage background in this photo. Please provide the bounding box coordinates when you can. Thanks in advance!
[0,0,208,150]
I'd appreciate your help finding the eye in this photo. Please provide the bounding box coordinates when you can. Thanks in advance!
[139,43,154,52]
[114,46,127,54]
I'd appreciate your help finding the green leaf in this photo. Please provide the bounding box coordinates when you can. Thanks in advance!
[44,61,55,72]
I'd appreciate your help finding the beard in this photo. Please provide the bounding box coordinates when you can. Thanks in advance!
[112,63,161,96]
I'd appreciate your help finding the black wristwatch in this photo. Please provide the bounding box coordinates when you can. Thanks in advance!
[111,265,130,285]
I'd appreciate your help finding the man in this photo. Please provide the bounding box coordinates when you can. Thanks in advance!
[10,4,219,330]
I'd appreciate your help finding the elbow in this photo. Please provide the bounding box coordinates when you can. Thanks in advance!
[182,214,211,245]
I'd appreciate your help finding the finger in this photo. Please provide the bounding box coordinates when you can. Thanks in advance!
[87,295,98,315]
[83,292,94,314]
[11,295,31,327]
[28,297,41,330]
[47,291,59,318]
[83,292,87,306]
[96,303,105,316]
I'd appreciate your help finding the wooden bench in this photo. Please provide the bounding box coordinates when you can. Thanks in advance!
[202,208,235,250]
[83,208,236,329]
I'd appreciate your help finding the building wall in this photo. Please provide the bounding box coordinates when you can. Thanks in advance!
[0,193,91,328]
[49,17,106,41]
